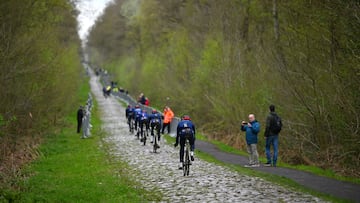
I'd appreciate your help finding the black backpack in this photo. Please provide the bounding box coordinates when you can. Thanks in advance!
[271,114,282,134]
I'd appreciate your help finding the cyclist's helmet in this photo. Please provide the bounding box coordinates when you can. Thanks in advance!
[152,109,157,114]
[182,115,191,120]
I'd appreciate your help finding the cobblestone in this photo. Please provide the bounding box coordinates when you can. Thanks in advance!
[90,73,327,203]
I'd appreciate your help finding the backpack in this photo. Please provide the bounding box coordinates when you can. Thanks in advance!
[271,114,282,134]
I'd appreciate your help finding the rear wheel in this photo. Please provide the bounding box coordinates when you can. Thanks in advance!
[153,136,157,153]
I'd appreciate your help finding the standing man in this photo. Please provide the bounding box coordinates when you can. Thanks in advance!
[162,106,174,134]
[264,104,282,167]
[241,114,260,167]
[77,106,84,133]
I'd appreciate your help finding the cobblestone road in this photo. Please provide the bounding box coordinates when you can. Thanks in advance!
[90,73,327,203]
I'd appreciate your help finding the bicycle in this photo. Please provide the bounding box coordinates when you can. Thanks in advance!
[128,116,135,134]
[183,135,192,176]
[139,120,147,145]
[130,118,135,134]
[152,123,161,153]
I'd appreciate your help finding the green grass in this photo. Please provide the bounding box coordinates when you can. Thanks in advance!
[9,82,159,202]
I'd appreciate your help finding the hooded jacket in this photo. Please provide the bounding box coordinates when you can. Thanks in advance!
[163,108,174,124]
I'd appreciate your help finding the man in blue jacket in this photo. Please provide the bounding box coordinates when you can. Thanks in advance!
[241,114,260,167]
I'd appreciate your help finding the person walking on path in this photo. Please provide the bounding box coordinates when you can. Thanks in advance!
[162,106,174,134]
[264,104,282,167]
[241,114,260,167]
[77,106,84,133]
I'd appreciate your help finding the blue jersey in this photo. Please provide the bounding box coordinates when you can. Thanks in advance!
[134,108,142,120]
[177,120,195,136]
[126,107,134,118]
[140,112,149,121]
[149,113,162,124]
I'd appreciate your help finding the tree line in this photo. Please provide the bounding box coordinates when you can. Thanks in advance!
[0,0,84,188]
[86,0,360,177]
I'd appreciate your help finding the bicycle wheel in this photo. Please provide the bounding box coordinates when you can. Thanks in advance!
[130,120,134,133]
[143,133,146,145]
[153,136,157,153]
[183,148,190,176]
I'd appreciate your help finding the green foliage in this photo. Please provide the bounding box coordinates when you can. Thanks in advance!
[87,0,360,177]
[0,0,85,193]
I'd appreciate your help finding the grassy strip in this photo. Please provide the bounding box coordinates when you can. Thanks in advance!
[11,83,159,202]
[196,134,360,185]
[164,134,349,203]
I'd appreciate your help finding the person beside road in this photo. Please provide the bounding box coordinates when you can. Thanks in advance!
[174,115,196,170]
[264,104,282,167]
[138,93,146,105]
[77,106,84,133]
[241,114,260,167]
[162,106,174,134]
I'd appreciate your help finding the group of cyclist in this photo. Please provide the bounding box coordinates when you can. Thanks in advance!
[125,104,196,170]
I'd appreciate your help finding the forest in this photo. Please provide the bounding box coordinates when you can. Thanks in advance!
[87,0,360,177]
[0,1,83,187]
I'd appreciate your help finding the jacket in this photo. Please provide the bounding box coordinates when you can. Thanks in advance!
[241,120,260,145]
[264,112,279,137]
[163,108,174,124]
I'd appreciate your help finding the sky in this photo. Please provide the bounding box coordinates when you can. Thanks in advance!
[74,0,114,45]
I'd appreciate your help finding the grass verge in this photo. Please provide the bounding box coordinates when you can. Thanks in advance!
[4,82,159,202]
[196,134,360,185]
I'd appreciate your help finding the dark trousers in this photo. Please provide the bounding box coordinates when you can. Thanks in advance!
[162,122,171,134]
[179,134,195,162]
[77,119,82,133]
[151,122,161,140]
[140,119,149,136]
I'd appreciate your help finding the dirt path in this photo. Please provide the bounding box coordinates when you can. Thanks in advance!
[88,70,328,203]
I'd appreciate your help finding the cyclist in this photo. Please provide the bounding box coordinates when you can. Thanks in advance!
[139,109,150,140]
[149,109,162,146]
[125,105,134,132]
[174,115,195,169]
[134,105,142,132]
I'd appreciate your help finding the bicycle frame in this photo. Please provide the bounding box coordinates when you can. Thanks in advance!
[183,138,191,176]
[153,124,160,153]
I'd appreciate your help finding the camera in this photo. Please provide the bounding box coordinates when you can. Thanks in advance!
[242,122,248,125]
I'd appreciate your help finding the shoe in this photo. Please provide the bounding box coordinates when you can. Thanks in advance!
[264,162,272,167]
[244,164,260,168]
[150,141,153,143]
[191,156,194,161]
[178,163,183,170]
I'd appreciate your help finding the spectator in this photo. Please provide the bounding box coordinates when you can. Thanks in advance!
[145,97,150,106]
[77,106,84,133]
[264,104,282,167]
[138,93,146,105]
[241,114,260,167]
[162,106,174,134]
